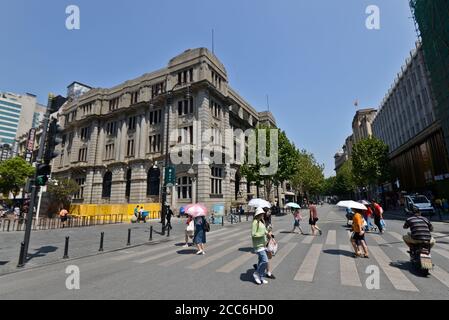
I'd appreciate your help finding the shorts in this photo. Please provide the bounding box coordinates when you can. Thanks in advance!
[294,220,300,227]
[351,232,365,242]
[60,216,68,222]
[309,218,318,226]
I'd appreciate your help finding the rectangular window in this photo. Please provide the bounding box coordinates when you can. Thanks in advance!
[149,110,161,125]
[128,116,137,131]
[78,147,88,162]
[131,91,139,104]
[74,178,86,199]
[109,97,120,111]
[127,139,135,157]
[148,134,161,153]
[210,167,223,195]
[105,143,115,160]
[152,82,166,98]
[80,127,90,141]
[177,176,192,199]
[178,99,193,116]
[210,100,221,118]
[177,68,194,85]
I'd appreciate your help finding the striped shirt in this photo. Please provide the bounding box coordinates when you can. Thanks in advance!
[404,216,433,241]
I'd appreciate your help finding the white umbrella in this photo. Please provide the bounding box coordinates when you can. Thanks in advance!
[286,202,301,209]
[336,200,367,211]
[359,200,371,205]
[248,198,271,208]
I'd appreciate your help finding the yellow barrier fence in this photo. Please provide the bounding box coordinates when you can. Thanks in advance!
[70,203,161,222]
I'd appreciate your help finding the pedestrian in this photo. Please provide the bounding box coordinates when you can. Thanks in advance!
[291,208,304,234]
[166,206,173,230]
[183,215,194,247]
[251,207,272,285]
[262,207,275,279]
[239,205,245,217]
[371,199,384,234]
[139,206,145,223]
[14,205,20,219]
[350,209,369,258]
[363,204,376,232]
[59,208,69,228]
[309,201,322,236]
[134,205,139,219]
[193,215,207,255]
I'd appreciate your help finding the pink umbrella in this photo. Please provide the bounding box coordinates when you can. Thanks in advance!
[185,204,208,218]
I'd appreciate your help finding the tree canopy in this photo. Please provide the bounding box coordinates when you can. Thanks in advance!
[0,157,35,199]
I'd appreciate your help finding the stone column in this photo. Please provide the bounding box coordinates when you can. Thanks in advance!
[196,89,211,205]
[129,161,147,204]
[90,169,104,204]
[111,165,126,204]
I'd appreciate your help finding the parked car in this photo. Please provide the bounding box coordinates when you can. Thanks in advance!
[404,194,435,216]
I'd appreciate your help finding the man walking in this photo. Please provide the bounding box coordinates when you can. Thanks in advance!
[371,199,384,234]
[350,209,369,258]
[309,201,322,236]
[166,206,173,230]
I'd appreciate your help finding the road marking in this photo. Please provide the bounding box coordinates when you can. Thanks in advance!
[161,237,246,267]
[207,229,249,241]
[279,233,295,243]
[434,232,448,238]
[111,244,174,262]
[216,252,254,273]
[186,241,251,270]
[294,244,323,282]
[368,233,390,247]
[301,235,316,244]
[369,246,419,292]
[388,231,404,242]
[397,247,449,290]
[433,248,449,261]
[339,245,362,287]
[325,230,336,245]
[271,242,298,271]
[436,242,449,252]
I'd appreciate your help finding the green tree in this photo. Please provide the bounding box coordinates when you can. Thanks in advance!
[334,160,356,197]
[46,179,80,214]
[291,150,325,198]
[352,137,390,188]
[0,157,35,199]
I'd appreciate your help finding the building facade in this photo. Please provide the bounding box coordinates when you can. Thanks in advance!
[52,48,290,213]
[372,42,449,196]
[352,108,377,144]
[0,92,46,147]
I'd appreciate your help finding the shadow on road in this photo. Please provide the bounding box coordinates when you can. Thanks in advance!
[175,249,197,255]
[0,261,8,266]
[238,247,253,253]
[27,246,58,261]
[240,269,257,284]
[323,249,354,258]
[390,260,430,278]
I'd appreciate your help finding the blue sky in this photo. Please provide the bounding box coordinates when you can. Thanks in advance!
[0,0,417,177]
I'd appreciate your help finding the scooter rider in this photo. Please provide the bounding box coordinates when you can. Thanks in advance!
[403,208,436,251]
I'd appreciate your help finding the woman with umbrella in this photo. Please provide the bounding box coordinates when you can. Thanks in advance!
[286,203,304,234]
[186,204,208,255]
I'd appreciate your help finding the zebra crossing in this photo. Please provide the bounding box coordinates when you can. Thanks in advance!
[108,226,449,293]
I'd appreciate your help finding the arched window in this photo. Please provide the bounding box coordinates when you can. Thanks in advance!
[147,168,160,196]
[235,170,241,200]
[125,169,132,201]
[102,171,112,198]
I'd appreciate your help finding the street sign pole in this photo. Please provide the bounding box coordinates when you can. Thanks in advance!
[21,94,53,260]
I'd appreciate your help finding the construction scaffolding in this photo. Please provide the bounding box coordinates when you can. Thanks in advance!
[410,0,449,157]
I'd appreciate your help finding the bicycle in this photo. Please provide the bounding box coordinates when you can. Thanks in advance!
[227,213,239,223]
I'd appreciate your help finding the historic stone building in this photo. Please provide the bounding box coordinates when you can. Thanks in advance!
[52,48,290,213]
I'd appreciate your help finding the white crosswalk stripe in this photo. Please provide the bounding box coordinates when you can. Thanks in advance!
[216,252,254,273]
[271,242,297,271]
[339,245,362,287]
[187,241,252,270]
[301,235,315,244]
[279,233,295,243]
[369,246,419,292]
[325,230,336,245]
[294,244,323,282]
[368,233,390,247]
[433,248,449,260]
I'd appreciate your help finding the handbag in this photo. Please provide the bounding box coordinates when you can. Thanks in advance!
[266,238,278,256]
[203,218,210,232]
[186,220,194,232]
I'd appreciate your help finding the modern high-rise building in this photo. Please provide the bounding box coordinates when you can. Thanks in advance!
[0,92,46,147]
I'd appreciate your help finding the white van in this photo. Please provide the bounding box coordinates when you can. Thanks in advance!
[404,195,435,216]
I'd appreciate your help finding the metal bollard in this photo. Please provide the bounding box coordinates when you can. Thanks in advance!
[99,232,104,252]
[7,220,11,232]
[231,215,234,224]
[167,226,170,237]
[246,214,248,222]
[239,214,241,223]
[127,229,131,246]
[222,216,224,226]
[63,237,70,259]
[17,242,26,268]
[149,226,153,241]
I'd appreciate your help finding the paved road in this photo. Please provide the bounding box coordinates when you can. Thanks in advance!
[0,204,448,300]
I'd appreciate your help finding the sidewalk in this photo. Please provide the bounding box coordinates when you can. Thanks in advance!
[0,217,244,275]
